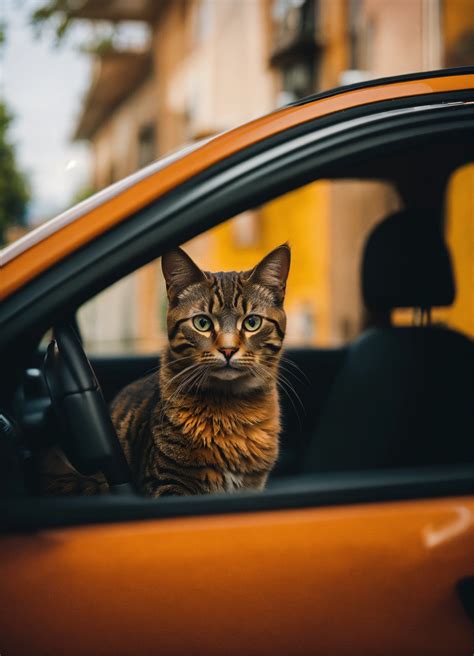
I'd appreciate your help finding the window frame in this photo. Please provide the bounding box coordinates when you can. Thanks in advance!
[1,465,473,532]
[0,98,473,528]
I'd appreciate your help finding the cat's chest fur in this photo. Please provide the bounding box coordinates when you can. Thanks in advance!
[223,471,244,492]
[156,391,281,487]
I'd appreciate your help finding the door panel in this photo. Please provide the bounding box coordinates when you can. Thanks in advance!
[0,496,473,655]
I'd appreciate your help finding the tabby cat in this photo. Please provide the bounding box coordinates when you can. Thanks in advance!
[40,243,290,496]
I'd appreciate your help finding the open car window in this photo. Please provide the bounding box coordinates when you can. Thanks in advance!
[77,163,473,358]
[2,100,473,514]
[77,178,403,355]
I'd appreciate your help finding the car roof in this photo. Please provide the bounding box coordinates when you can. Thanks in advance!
[2,67,474,300]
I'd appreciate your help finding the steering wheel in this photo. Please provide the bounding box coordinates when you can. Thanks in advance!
[43,321,134,495]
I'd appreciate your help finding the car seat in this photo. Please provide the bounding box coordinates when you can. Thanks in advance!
[302,209,474,472]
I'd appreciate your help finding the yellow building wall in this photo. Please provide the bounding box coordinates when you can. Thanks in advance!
[438,3,474,338]
[198,181,331,346]
[434,164,474,337]
[443,0,474,64]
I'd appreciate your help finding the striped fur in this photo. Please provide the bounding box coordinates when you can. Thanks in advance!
[40,244,290,497]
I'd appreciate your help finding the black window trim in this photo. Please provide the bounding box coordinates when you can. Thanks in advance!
[1,465,473,532]
[289,65,474,107]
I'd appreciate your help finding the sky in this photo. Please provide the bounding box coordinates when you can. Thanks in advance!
[1,0,91,224]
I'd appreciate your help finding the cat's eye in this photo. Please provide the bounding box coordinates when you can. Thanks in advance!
[243,315,262,332]
[193,315,212,332]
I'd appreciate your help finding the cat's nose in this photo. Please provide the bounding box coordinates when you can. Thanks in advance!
[219,347,239,362]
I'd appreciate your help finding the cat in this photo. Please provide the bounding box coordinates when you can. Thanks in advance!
[39,243,290,497]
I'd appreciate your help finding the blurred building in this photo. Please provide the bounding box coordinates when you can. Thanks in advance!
[74,0,474,352]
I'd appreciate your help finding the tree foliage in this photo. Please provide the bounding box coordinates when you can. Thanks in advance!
[0,103,30,245]
[31,1,118,51]
[71,183,96,205]
[31,0,74,44]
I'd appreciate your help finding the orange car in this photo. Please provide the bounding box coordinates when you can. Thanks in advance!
[0,67,473,655]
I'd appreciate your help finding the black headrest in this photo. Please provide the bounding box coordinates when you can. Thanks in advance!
[362,209,455,311]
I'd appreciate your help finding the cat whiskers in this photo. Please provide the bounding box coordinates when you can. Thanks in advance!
[267,354,311,385]
[273,362,307,389]
[277,369,306,413]
[193,366,211,395]
[281,356,311,384]
[250,361,306,428]
[161,361,203,392]
[158,362,210,422]
[142,353,196,377]
[161,353,217,404]
[158,362,203,418]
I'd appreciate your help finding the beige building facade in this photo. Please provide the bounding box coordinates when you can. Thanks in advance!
[72,0,473,352]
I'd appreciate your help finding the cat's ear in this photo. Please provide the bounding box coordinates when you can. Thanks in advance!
[162,247,206,298]
[248,243,290,300]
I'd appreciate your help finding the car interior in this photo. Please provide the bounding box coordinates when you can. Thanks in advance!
[1,126,473,512]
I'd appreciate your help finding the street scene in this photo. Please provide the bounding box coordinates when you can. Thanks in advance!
[3,1,473,351]
[0,2,473,654]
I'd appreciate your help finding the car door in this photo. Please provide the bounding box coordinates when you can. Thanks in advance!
[1,79,473,655]
[1,480,473,655]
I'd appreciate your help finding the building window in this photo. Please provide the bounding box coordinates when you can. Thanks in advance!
[343,0,373,82]
[232,210,261,248]
[137,123,156,168]
[281,60,314,100]
[272,0,317,50]
[194,0,213,46]
[270,0,318,103]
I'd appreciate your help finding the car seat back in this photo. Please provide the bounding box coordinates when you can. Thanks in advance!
[304,209,474,472]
